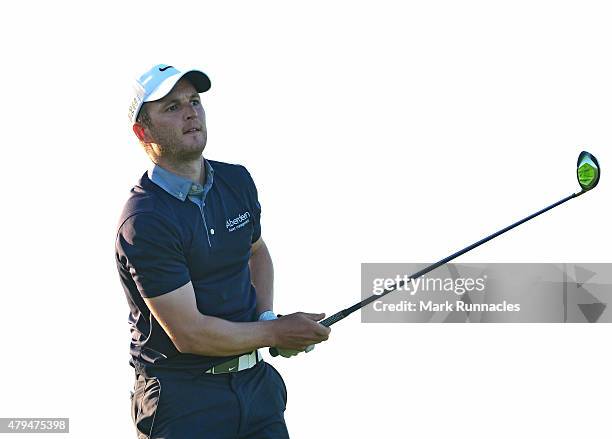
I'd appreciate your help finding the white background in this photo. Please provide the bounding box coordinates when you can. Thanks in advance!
[0,1,610,438]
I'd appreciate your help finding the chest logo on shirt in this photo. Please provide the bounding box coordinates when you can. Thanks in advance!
[226,211,251,232]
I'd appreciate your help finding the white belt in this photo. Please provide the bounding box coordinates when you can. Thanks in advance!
[205,350,261,374]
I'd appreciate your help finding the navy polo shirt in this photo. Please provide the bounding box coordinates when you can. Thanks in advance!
[115,159,262,371]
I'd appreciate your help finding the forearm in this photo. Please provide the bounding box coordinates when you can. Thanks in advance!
[182,315,277,357]
[249,240,274,315]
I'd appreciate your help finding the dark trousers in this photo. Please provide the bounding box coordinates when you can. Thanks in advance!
[130,361,289,438]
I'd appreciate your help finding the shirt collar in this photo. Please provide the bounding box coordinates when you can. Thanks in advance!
[148,158,214,202]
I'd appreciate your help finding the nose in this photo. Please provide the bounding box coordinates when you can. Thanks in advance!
[184,103,198,120]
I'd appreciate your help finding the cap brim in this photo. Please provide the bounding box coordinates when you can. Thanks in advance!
[144,69,211,103]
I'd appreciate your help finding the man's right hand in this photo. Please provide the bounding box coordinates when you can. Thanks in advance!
[271,312,331,351]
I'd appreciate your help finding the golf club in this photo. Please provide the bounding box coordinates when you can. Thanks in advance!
[270,151,600,357]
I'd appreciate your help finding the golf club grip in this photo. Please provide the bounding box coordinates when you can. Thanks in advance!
[319,311,345,326]
[268,312,340,357]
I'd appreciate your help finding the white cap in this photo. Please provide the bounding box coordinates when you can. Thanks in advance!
[128,64,211,123]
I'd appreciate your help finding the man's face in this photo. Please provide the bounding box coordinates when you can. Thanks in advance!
[139,78,207,162]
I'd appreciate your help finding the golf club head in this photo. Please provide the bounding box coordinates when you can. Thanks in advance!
[577,151,600,192]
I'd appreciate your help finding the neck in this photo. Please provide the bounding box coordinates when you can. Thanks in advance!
[155,156,205,185]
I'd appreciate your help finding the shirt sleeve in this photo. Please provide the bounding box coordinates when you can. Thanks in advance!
[116,213,191,298]
[241,166,262,244]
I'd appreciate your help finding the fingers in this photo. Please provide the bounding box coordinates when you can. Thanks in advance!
[302,312,331,340]
[301,312,330,334]
[272,311,332,351]
[302,312,325,321]
[278,348,300,358]
[279,345,315,359]
[316,326,331,339]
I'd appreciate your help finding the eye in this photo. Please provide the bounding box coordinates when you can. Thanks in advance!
[191,99,201,106]
[165,104,177,112]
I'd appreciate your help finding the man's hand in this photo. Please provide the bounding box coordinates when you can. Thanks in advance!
[259,311,321,357]
[271,312,331,352]
[276,347,302,358]
[275,343,315,357]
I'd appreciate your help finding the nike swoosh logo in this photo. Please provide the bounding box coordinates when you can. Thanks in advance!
[159,65,173,72]
[229,366,236,371]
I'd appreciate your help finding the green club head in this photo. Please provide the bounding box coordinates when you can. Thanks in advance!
[577,151,600,191]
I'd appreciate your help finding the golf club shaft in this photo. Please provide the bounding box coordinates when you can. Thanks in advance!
[269,190,584,357]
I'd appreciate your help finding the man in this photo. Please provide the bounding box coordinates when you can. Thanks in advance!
[116,64,331,438]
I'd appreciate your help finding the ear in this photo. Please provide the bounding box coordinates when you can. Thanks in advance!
[132,123,148,142]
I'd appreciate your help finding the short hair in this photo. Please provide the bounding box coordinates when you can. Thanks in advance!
[135,104,155,158]
[136,104,152,128]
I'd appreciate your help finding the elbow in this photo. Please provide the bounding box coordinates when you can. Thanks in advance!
[167,316,210,355]
[172,334,194,354]
[168,326,199,354]
[172,330,217,356]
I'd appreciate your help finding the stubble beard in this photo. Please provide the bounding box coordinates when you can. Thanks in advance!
[150,126,207,163]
